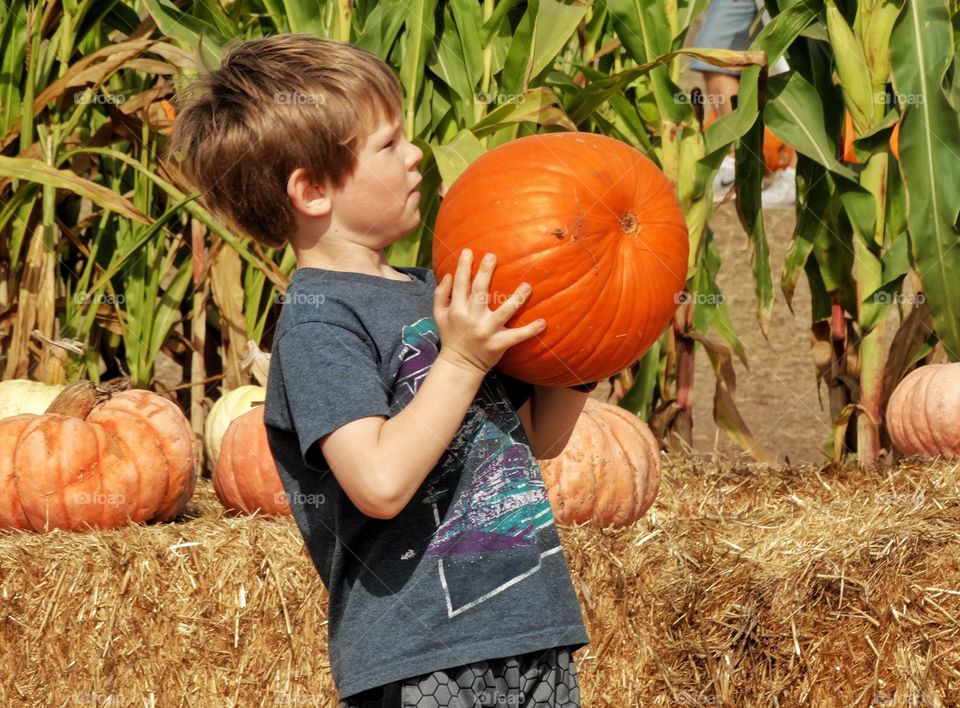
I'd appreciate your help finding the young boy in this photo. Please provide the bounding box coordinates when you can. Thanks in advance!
[171,34,592,706]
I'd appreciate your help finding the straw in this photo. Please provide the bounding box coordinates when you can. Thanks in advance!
[2,455,958,706]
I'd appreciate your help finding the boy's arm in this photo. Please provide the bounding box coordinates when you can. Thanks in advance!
[318,355,485,520]
[320,249,546,520]
[516,386,590,460]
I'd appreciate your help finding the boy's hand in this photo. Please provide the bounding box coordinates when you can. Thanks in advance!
[434,249,546,376]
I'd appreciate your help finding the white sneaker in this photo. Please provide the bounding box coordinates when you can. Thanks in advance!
[712,155,736,204]
[761,167,796,209]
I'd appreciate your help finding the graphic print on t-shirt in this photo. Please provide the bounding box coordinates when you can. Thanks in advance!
[394,317,563,618]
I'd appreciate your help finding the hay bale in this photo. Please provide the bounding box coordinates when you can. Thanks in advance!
[2,456,959,706]
[562,455,960,706]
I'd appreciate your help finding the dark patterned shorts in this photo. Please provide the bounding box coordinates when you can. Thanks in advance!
[339,645,580,708]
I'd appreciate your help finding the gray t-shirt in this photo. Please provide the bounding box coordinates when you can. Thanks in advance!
[263,265,590,699]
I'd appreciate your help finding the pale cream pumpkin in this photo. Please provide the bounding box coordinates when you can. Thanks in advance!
[0,380,66,419]
[538,398,661,526]
[204,384,267,465]
[203,341,271,467]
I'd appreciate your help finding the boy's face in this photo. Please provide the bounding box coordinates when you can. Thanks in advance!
[327,114,424,247]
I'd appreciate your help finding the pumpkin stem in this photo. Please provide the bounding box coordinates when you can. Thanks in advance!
[45,380,119,418]
[619,211,638,234]
[242,340,271,387]
[31,329,86,386]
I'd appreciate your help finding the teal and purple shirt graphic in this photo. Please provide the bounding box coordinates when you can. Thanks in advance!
[392,317,563,617]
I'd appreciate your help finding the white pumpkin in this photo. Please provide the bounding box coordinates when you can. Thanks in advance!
[0,380,66,419]
[204,385,268,465]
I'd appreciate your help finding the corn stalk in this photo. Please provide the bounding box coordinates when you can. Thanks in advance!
[763,0,960,463]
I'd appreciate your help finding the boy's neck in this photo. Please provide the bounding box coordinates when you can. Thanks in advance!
[294,241,411,281]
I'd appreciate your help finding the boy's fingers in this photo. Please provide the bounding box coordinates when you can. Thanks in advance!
[470,253,497,308]
[491,282,532,325]
[434,273,452,306]
[499,319,547,348]
[451,249,472,303]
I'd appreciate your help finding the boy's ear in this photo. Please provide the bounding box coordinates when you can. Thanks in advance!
[287,167,332,217]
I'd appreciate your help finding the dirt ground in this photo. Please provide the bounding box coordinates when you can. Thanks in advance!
[687,205,833,464]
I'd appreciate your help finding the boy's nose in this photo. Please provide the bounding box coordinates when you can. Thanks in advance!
[407,141,424,168]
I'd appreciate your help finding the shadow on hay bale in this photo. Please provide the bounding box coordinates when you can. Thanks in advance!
[1,455,959,706]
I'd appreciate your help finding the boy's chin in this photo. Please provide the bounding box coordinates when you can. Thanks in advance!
[384,223,422,246]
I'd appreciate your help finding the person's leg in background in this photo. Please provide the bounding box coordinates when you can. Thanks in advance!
[704,72,740,119]
[689,0,795,207]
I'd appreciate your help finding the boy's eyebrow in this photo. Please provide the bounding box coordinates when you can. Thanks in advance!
[374,120,403,144]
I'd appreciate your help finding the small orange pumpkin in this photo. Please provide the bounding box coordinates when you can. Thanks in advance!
[703,112,795,172]
[886,363,960,459]
[842,110,901,163]
[538,399,661,526]
[160,98,176,135]
[762,128,796,172]
[213,406,291,516]
[0,381,196,531]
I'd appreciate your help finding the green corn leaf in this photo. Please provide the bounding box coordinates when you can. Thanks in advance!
[692,233,748,368]
[569,49,765,127]
[76,0,142,41]
[471,86,576,136]
[355,1,407,54]
[0,2,27,137]
[146,257,193,378]
[825,0,876,131]
[64,147,289,289]
[82,195,198,297]
[524,0,585,85]
[142,0,226,69]
[0,156,150,224]
[752,0,819,65]
[432,129,485,187]
[606,0,671,63]
[617,339,662,419]
[431,8,476,105]
[861,230,911,304]
[501,0,585,93]
[735,113,773,332]
[710,297,749,369]
[479,0,514,47]
[604,0,679,121]
[400,0,438,136]
[450,0,484,89]
[703,64,763,157]
[607,92,655,152]
[781,166,829,312]
[259,0,289,33]
[280,0,325,36]
[860,0,902,90]
[764,72,857,179]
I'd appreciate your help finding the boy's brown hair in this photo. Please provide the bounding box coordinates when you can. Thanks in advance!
[169,34,403,248]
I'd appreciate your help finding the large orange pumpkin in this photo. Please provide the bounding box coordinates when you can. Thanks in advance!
[538,399,660,526]
[432,132,689,386]
[0,381,196,531]
[213,406,291,516]
[886,363,960,460]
